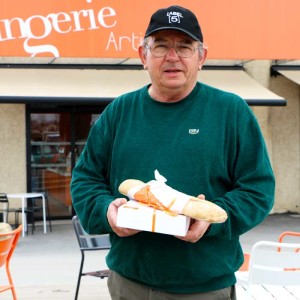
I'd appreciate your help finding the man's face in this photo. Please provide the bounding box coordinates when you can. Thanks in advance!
[139,30,207,99]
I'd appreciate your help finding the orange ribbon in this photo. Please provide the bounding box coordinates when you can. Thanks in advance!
[134,185,178,216]
[152,208,156,232]
[134,185,179,232]
[123,185,179,233]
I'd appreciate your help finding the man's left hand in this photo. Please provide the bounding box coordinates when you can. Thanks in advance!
[176,219,211,243]
[175,194,211,243]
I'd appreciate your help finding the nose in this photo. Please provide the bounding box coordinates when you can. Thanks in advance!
[165,47,179,60]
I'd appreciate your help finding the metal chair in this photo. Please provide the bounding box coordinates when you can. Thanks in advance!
[0,193,19,225]
[278,231,300,245]
[0,224,22,300]
[72,215,111,300]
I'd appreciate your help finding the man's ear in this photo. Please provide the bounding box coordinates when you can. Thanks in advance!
[198,48,207,71]
[138,45,147,69]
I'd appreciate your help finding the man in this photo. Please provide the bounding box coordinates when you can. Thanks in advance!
[71,5,275,300]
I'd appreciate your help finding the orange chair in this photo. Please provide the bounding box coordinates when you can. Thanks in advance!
[238,253,250,271]
[239,231,300,272]
[278,231,300,244]
[0,225,22,299]
[278,231,300,271]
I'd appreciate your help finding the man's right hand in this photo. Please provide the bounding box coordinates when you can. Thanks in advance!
[107,198,141,237]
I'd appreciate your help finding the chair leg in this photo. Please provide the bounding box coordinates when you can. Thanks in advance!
[14,212,18,228]
[6,262,17,300]
[23,209,34,235]
[74,252,85,300]
[14,212,20,230]
[45,196,52,232]
[15,211,29,235]
[2,211,8,223]
[31,211,35,234]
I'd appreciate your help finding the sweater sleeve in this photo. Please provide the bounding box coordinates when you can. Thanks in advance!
[206,104,275,239]
[70,110,115,235]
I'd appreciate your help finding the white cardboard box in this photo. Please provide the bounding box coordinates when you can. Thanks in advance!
[116,200,190,236]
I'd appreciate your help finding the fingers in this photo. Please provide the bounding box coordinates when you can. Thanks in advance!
[107,198,141,237]
[176,219,211,243]
[112,197,127,208]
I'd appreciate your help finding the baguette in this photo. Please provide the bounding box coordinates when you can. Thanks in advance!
[119,179,227,223]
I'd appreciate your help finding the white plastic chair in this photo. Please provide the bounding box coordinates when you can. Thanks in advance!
[236,240,300,298]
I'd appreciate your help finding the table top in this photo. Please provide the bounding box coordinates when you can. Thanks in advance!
[7,193,44,199]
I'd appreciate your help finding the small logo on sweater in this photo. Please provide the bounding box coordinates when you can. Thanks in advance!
[189,129,199,135]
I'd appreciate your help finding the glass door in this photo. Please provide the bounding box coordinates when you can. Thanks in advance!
[30,110,100,218]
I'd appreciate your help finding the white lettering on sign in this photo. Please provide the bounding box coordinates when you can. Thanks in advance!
[106,31,143,51]
[0,4,117,57]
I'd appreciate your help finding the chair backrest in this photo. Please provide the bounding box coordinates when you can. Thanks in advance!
[0,193,9,203]
[247,240,300,286]
[72,215,111,250]
[279,231,300,243]
[278,231,300,253]
[0,225,22,268]
[0,193,9,211]
[0,194,9,223]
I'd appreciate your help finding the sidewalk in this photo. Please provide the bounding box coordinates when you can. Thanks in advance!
[1,213,299,299]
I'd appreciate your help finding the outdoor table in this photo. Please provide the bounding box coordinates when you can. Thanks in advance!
[7,193,47,237]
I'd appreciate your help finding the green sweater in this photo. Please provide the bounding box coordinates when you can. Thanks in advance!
[71,82,275,293]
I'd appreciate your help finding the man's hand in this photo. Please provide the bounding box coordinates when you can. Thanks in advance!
[175,194,211,243]
[176,219,211,243]
[107,198,141,237]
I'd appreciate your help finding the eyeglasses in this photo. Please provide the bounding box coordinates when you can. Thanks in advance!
[145,43,201,58]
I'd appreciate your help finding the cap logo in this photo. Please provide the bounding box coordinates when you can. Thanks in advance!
[167,11,183,24]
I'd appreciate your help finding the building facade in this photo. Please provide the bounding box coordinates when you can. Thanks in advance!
[0,1,299,219]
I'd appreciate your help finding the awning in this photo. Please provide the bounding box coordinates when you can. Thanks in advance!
[0,67,286,106]
[271,65,300,85]
[198,69,286,106]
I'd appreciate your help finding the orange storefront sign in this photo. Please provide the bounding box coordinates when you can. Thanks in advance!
[0,0,299,59]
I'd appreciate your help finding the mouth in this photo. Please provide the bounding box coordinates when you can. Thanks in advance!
[164,68,182,74]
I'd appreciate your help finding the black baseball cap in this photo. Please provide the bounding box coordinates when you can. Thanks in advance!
[145,5,203,42]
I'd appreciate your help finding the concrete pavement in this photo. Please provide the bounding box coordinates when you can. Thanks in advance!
[1,213,299,299]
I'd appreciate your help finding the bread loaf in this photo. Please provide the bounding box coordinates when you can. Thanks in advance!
[119,179,227,223]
